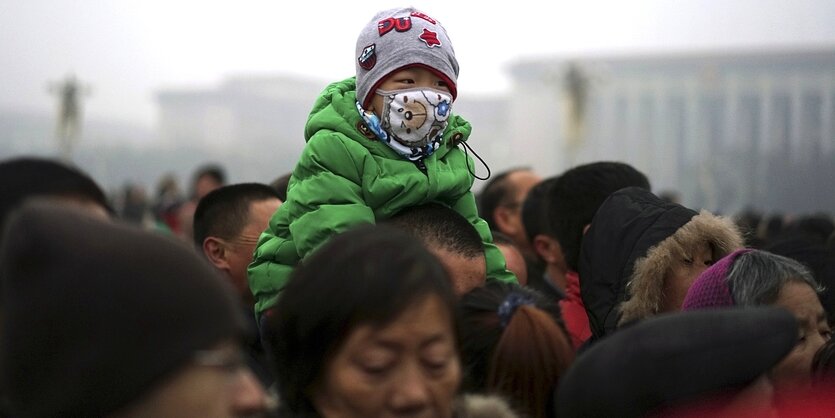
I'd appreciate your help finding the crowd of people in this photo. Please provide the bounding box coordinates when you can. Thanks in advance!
[2,6,835,418]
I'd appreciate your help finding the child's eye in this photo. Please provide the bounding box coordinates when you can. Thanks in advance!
[682,258,694,265]
[436,80,448,87]
[397,78,415,84]
[704,259,714,266]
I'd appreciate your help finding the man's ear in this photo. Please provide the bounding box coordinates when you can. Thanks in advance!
[533,234,558,263]
[202,237,230,271]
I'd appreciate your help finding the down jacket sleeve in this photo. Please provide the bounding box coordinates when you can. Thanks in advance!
[450,190,517,284]
[248,132,375,316]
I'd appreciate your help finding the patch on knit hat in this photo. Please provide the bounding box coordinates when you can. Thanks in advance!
[355,7,459,108]
[358,44,377,70]
[378,15,412,35]
[419,28,442,47]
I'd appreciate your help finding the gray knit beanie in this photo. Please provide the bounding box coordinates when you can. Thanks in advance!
[355,7,459,108]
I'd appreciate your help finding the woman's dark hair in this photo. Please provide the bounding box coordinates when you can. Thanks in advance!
[265,224,458,417]
[458,282,574,418]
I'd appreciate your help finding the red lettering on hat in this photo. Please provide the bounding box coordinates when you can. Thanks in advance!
[410,11,436,24]
[378,17,412,36]
[419,29,441,47]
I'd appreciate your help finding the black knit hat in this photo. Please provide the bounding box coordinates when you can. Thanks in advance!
[0,203,246,418]
[556,307,797,417]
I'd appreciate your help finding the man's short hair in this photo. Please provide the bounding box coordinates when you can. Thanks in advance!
[0,157,110,231]
[387,202,484,259]
[478,167,532,231]
[193,183,280,247]
[546,161,650,271]
[522,177,558,244]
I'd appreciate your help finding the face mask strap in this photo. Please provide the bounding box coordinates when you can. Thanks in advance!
[460,140,491,181]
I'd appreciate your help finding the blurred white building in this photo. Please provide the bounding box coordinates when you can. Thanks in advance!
[507,47,835,213]
[155,74,509,188]
[155,48,835,213]
[157,75,326,165]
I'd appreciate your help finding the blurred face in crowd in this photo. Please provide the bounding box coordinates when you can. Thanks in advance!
[770,281,832,401]
[312,294,461,418]
[117,340,266,417]
[498,170,541,253]
[661,242,714,312]
[497,242,528,286]
[195,174,223,200]
[533,233,569,283]
[224,198,281,302]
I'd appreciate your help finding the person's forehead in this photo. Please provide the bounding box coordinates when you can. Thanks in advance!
[776,281,825,322]
[509,170,540,185]
[673,240,712,256]
[249,198,281,217]
[243,199,280,226]
[196,174,221,184]
[508,171,541,198]
[344,296,454,346]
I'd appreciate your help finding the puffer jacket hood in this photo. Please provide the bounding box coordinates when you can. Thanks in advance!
[248,77,514,318]
[303,77,471,161]
[578,187,743,340]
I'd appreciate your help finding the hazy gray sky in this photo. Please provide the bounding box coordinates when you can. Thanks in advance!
[2,0,834,128]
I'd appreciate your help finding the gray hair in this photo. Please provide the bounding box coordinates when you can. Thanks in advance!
[727,250,823,306]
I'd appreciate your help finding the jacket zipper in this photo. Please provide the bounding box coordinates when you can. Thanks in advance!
[415,159,427,175]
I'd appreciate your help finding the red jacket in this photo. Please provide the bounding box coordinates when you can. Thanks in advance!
[559,270,591,349]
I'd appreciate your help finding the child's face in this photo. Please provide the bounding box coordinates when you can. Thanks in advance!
[661,242,714,312]
[369,66,451,118]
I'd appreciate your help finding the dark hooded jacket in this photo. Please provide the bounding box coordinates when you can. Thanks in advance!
[578,187,743,341]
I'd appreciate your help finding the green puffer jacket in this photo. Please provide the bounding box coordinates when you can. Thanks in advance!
[248,77,516,316]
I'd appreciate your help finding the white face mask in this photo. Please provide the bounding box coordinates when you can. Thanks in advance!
[376,87,452,148]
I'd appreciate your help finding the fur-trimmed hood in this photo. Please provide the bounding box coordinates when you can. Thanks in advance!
[619,209,744,324]
[578,187,743,340]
